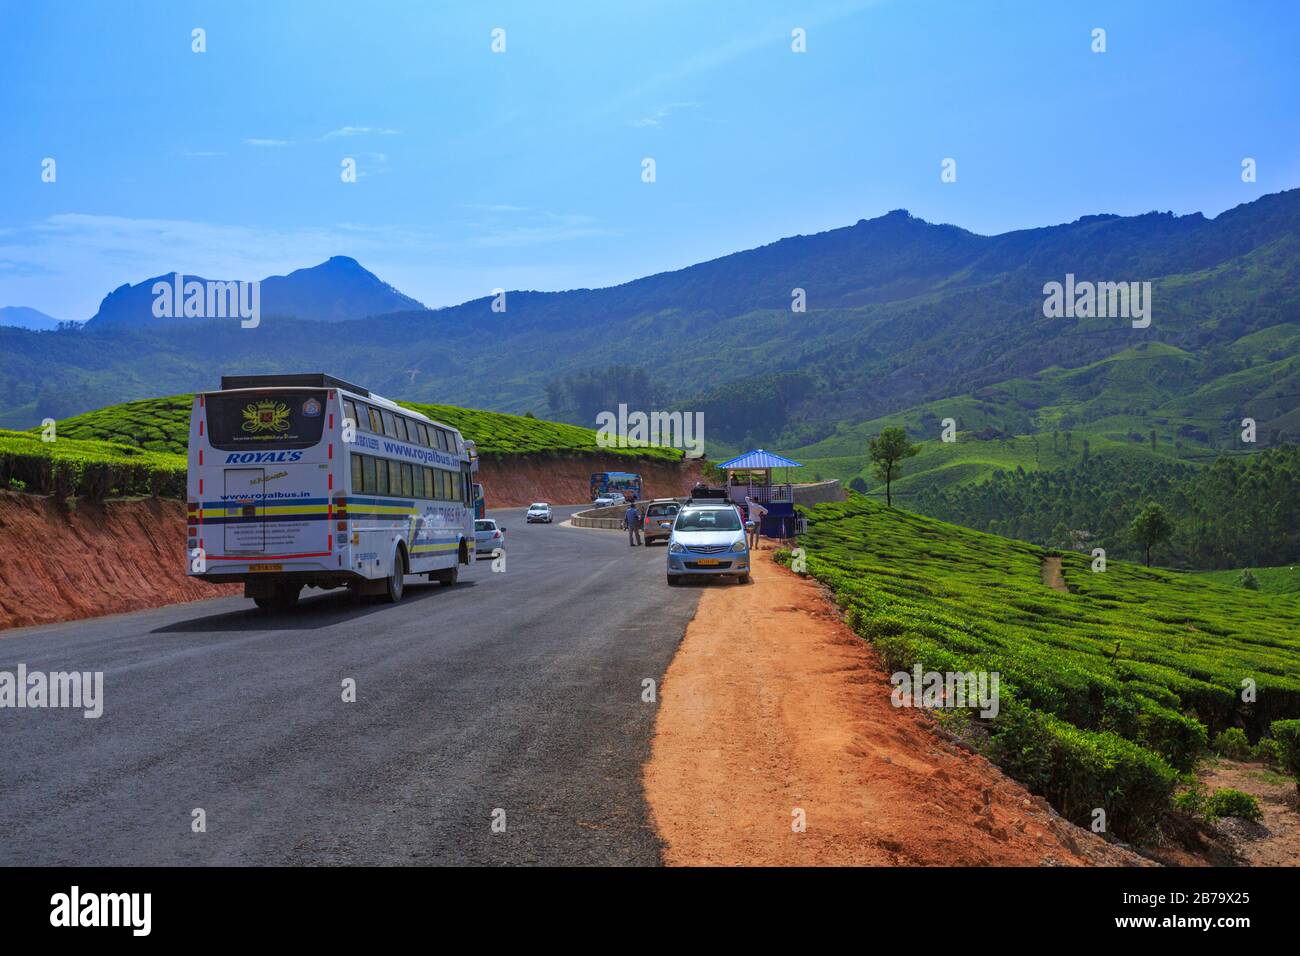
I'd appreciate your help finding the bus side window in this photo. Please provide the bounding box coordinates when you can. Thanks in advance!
[400,463,414,498]
[362,455,376,493]
[381,410,398,438]
[394,417,409,442]
[367,405,383,433]
[374,456,389,495]
[343,400,357,430]
[422,467,434,500]
[434,429,448,452]
[350,453,364,492]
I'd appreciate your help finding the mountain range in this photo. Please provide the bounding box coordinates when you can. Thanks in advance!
[82,255,425,326]
[0,306,64,331]
[2,188,1298,485]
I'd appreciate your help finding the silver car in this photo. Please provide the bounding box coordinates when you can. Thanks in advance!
[474,518,505,558]
[642,500,681,545]
[666,503,750,585]
[526,502,553,523]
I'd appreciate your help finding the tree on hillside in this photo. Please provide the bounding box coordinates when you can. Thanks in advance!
[1129,502,1174,566]
[868,426,919,507]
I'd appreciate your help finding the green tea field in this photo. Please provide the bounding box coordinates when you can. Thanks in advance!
[788,495,1300,840]
[0,394,681,501]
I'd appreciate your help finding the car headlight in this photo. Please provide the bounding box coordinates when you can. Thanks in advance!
[730,539,747,552]
[669,542,685,553]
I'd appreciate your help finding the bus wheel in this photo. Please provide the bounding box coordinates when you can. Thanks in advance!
[384,547,407,603]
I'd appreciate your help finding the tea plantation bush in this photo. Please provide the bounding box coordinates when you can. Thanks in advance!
[0,430,184,499]
[1205,788,1263,822]
[49,394,683,462]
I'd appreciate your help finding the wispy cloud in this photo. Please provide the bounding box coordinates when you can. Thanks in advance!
[243,138,292,147]
[630,102,699,128]
[321,126,400,139]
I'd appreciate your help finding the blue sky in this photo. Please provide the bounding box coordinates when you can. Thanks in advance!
[2,0,1298,320]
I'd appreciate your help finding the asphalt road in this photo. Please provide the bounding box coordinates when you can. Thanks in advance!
[0,505,705,865]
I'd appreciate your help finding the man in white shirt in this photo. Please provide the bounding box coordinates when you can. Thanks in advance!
[745,497,768,549]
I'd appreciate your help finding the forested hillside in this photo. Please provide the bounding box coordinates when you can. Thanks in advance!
[4,190,1299,463]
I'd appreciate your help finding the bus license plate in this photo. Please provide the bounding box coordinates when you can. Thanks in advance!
[696,558,721,566]
[249,564,283,572]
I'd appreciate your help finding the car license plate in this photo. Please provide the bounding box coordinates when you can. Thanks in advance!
[696,558,721,566]
[249,564,283,572]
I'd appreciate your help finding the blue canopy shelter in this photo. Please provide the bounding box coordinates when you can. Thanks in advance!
[716,449,804,538]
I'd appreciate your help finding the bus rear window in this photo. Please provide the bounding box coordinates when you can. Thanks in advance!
[205,390,327,451]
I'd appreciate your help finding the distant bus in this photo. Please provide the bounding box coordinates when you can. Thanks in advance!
[186,373,478,609]
[472,482,485,519]
[590,471,642,501]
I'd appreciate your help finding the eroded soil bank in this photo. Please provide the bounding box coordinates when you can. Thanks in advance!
[0,490,240,631]
[476,454,703,507]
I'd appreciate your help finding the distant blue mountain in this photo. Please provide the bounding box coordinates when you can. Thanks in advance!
[0,306,64,331]
[85,255,426,326]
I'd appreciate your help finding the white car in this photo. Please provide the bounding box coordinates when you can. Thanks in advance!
[526,502,553,523]
[593,494,625,508]
[474,518,505,558]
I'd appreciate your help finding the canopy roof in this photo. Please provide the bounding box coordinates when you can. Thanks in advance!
[716,449,804,470]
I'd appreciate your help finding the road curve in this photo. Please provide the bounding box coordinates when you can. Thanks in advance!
[0,505,699,865]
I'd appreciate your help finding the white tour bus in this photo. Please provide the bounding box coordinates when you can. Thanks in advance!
[186,373,479,609]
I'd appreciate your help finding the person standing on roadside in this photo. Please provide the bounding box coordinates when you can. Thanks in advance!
[623,501,643,546]
[745,496,768,549]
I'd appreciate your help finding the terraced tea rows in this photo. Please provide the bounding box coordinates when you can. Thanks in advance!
[789,496,1300,839]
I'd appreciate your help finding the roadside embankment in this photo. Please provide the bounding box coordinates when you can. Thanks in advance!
[0,490,239,631]
[476,454,704,508]
[643,549,1147,866]
[0,453,705,631]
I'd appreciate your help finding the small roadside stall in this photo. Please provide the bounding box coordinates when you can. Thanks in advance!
[715,449,803,539]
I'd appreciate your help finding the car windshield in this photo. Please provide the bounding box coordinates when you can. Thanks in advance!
[475,520,495,531]
[530,503,547,509]
[675,508,741,531]
[647,505,678,516]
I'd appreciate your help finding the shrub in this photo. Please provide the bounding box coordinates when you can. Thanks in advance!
[1173,785,1208,819]
[990,704,1176,842]
[1237,569,1260,590]
[1211,727,1251,759]
[1271,719,1300,793]
[1205,788,1263,823]
[1252,736,1283,766]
